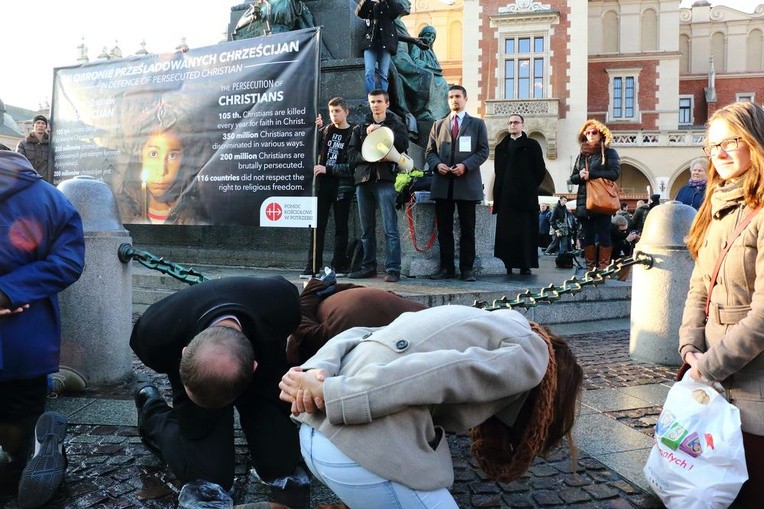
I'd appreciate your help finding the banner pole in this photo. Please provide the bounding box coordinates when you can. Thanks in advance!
[310,27,322,276]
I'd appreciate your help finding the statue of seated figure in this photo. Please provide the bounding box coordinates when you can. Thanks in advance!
[390,20,449,130]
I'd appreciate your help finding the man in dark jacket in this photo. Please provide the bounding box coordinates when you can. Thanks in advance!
[426,85,489,282]
[16,115,51,182]
[347,89,409,282]
[302,97,359,277]
[631,194,659,233]
[130,276,304,495]
[0,151,85,507]
[356,0,405,93]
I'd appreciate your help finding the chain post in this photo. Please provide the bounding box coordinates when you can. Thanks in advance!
[118,243,209,286]
[473,252,654,312]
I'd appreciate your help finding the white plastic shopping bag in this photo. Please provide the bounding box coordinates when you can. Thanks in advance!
[643,376,748,509]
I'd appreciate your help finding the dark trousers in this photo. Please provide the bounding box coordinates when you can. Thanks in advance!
[434,199,476,272]
[580,213,612,248]
[306,178,351,272]
[138,379,300,490]
[733,431,764,508]
[0,376,47,494]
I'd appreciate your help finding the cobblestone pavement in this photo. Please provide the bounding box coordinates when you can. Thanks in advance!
[1,328,672,508]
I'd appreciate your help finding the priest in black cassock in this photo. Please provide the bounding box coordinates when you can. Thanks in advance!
[490,114,547,276]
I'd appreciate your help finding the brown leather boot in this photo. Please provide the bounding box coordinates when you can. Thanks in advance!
[598,246,613,270]
[583,245,597,271]
[616,265,632,281]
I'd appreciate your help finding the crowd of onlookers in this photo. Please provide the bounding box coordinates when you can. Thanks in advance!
[538,193,662,277]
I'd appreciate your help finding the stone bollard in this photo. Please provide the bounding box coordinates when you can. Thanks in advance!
[630,200,697,366]
[57,176,133,384]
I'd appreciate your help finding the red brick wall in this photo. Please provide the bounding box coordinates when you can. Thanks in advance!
[588,60,660,130]
[680,76,764,124]
[678,80,708,126]
[476,0,571,117]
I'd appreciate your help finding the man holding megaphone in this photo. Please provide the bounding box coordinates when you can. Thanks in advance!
[346,89,410,283]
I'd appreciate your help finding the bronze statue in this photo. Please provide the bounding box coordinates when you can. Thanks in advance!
[232,0,333,57]
[389,8,448,131]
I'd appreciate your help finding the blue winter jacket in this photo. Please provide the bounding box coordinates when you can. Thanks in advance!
[0,151,85,381]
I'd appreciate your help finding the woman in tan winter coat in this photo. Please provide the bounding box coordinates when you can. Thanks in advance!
[279,305,582,508]
[679,101,764,507]
[569,119,621,270]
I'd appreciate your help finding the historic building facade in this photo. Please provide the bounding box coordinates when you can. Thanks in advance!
[407,0,764,204]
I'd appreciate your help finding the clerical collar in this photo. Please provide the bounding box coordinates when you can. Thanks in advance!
[211,314,242,328]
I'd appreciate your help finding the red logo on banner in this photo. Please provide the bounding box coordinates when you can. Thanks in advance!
[265,202,283,221]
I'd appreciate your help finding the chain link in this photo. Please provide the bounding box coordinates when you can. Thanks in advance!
[118,243,209,285]
[473,251,654,311]
[117,244,653,302]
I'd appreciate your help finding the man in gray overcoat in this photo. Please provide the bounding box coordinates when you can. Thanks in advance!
[425,85,489,281]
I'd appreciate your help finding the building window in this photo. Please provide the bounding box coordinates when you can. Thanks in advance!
[607,69,640,122]
[737,93,755,103]
[613,76,635,119]
[503,35,546,100]
[679,96,693,125]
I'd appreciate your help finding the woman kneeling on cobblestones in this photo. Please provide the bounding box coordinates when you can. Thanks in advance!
[280,305,583,509]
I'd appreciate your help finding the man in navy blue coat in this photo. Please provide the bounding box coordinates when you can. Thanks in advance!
[0,150,85,507]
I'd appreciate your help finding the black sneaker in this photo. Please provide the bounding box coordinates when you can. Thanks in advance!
[349,268,376,279]
[384,271,400,283]
[17,411,67,508]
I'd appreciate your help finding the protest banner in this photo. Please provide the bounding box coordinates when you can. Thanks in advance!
[51,28,320,227]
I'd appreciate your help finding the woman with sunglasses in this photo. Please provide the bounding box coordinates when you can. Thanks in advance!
[679,101,764,507]
[570,120,621,270]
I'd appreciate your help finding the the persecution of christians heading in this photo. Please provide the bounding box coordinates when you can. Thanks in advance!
[51,28,320,227]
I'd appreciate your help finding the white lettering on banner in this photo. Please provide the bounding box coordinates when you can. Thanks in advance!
[260,196,317,228]
[218,91,284,106]
[218,41,300,63]
[52,28,318,226]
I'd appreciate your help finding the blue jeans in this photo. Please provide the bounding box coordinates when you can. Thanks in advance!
[356,181,401,273]
[363,48,391,93]
[300,424,458,509]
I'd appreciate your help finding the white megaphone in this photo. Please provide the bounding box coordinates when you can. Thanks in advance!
[361,126,414,174]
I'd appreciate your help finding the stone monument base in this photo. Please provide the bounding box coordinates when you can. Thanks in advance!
[399,199,504,277]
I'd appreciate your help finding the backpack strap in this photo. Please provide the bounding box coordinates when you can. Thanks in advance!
[705,207,761,318]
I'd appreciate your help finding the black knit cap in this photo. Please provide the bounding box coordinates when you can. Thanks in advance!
[33,115,48,124]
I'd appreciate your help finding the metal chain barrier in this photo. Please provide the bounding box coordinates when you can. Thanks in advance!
[118,243,209,285]
[117,243,654,304]
[473,251,654,311]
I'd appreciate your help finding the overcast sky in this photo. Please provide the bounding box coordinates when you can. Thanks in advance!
[0,0,760,111]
